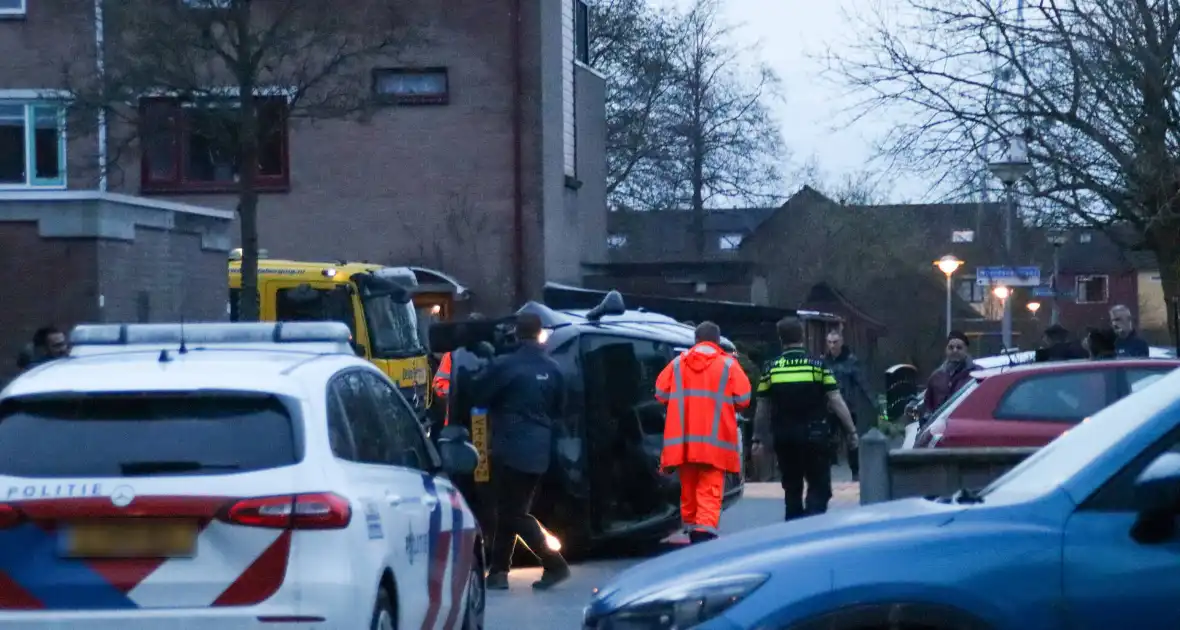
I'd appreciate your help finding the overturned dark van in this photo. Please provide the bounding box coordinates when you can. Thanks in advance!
[430,291,747,553]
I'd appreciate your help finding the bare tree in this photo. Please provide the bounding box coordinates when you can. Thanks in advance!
[589,0,680,210]
[828,0,1180,306]
[665,0,786,255]
[62,0,416,321]
[790,156,894,205]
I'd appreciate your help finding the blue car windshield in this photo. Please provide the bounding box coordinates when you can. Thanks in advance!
[981,371,1180,499]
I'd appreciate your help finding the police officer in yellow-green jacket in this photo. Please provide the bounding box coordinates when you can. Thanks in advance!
[752,318,858,520]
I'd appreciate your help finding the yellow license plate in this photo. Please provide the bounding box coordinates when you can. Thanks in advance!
[62,520,198,559]
[472,409,490,483]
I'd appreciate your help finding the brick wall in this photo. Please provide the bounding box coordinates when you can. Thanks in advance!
[1056,271,1139,333]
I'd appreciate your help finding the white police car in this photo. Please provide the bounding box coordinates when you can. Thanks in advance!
[0,322,484,629]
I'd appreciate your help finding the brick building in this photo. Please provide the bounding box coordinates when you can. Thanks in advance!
[0,0,607,324]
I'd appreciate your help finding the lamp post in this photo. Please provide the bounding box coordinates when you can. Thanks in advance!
[1027,300,1041,318]
[988,134,1032,350]
[1048,230,1066,324]
[935,255,965,337]
[993,285,1013,348]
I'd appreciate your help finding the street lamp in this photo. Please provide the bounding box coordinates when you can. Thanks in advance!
[1027,300,1041,316]
[1047,229,1066,325]
[988,134,1032,350]
[993,285,1011,300]
[935,255,964,337]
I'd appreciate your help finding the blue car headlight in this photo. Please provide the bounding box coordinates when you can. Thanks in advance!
[588,574,767,629]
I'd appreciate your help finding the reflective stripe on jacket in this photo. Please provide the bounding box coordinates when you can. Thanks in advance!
[433,352,452,398]
[433,352,452,425]
[655,342,751,473]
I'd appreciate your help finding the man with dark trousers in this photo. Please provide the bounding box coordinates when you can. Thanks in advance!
[824,330,874,481]
[475,312,570,591]
[753,318,857,520]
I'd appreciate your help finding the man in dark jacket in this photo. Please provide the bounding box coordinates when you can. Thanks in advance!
[475,312,570,591]
[824,330,874,480]
[1110,305,1151,357]
[923,331,978,415]
[1039,324,1087,361]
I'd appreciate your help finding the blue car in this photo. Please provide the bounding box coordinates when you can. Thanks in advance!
[584,368,1180,630]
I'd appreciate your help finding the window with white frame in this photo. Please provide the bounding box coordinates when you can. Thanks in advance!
[956,277,986,303]
[607,234,627,249]
[0,103,66,188]
[1076,275,1109,304]
[0,0,26,17]
[718,233,743,251]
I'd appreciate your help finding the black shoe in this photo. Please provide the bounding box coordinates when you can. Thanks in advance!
[531,556,571,590]
[486,572,509,590]
[688,530,718,544]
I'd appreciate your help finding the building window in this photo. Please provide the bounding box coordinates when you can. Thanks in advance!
[372,68,449,105]
[956,277,985,303]
[138,97,290,193]
[607,234,627,249]
[574,0,590,65]
[1076,275,1109,304]
[951,229,975,243]
[0,0,25,17]
[181,0,231,8]
[0,103,66,188]
[1079,232,1092,243]
[718,233,743,251]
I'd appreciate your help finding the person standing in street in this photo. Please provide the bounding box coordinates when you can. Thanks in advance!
[823,330,874,482]
[922,331,977,415]
[430,313,487,432]
[1038,324,1087,361]
[1110,305,1151,357]
[474,312,570,591]
[655,321,751,543]
[753,318,857,521]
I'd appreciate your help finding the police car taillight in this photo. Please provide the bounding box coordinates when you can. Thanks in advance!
[220,493,352,530]
[0,504,24,529]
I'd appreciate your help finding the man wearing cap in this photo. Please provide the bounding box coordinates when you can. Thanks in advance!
[923,331,978,415]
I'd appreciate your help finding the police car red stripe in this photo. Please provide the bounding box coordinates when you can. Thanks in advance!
[0,492,347,611]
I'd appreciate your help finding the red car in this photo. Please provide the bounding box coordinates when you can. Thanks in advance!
[915,358,1180,448]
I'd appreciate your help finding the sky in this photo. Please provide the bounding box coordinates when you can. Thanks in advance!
[661,0,930,203]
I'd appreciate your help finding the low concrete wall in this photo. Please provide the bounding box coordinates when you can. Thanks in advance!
[858,429,1038,504]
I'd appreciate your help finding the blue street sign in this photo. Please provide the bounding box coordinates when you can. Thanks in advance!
[1031,286,1075,298]
[976,266,1041,287]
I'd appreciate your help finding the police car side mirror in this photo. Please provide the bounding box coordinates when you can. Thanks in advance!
[437,426,479,476]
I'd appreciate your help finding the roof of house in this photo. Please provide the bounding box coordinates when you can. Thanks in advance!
[1029,225,1158,273]
[606,206,778,263]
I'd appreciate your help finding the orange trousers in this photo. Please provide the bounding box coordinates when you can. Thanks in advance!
[679,463,725,534]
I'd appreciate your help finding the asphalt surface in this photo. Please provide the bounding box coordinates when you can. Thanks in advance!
[486,467,859,629]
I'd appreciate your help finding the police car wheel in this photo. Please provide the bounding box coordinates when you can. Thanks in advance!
[370,588,397,630]
[462,556,486,629]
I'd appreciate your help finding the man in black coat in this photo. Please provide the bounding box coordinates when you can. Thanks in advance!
[475,312,570,591]
[1039,324,1088,361]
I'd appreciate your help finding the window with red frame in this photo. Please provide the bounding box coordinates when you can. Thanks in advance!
[138,97,290,193]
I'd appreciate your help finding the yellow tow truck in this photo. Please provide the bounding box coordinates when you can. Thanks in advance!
[228,251,431,414]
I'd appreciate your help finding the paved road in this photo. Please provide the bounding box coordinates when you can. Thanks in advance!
[486,471,860,629]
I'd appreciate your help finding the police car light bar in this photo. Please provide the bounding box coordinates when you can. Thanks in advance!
[70,322,353,347]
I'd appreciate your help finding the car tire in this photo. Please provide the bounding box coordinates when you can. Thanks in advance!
[461,555,485,630]
[370,587,397,630]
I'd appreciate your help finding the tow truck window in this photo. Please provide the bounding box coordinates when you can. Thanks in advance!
[361,294,423,359]
[0,394,298,478]
[275,284,356,337]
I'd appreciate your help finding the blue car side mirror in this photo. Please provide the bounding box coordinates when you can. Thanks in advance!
[1134,452,1180,512]
[1131,452,1180,544]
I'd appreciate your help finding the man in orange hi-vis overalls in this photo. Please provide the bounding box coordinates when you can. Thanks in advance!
[433,351,453,420]
[655,321,751,544]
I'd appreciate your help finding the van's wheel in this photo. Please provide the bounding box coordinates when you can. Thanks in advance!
[370,587,397,630]
[462,554,486,630]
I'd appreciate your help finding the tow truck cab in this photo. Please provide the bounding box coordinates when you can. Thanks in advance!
[228,252,431,415]
[433,291,746,551]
